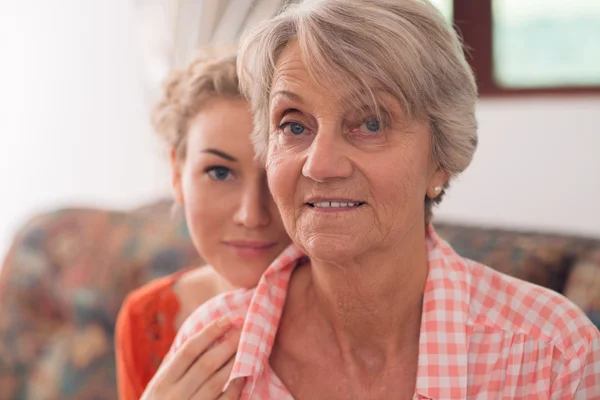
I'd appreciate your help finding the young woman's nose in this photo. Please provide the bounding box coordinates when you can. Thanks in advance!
[233,182,271,228]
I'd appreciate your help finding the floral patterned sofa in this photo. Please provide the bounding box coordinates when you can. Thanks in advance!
[0,200,598,399]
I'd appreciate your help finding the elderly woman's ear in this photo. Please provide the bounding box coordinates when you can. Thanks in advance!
[426,169,449,200]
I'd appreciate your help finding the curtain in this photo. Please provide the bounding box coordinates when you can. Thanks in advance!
[134,0,285,104]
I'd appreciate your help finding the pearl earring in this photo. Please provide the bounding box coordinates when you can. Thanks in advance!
[434,186,442,195]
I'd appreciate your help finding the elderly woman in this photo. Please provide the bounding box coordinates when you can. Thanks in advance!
[170,0,600,398]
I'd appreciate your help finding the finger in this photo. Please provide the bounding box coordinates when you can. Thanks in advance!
[160,316,234,384]
[191,357,235,399]
[217,378,245,400]
[177,329,242,397]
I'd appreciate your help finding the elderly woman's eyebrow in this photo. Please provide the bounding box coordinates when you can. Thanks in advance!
[349,95,399,119]
[270,90,304,104]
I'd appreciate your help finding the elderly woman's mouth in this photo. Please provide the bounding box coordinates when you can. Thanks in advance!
[306,200,366,210]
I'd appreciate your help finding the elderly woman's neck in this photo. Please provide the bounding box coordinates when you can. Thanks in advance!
[305,233,428,365]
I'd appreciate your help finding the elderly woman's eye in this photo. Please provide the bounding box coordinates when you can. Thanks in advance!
[280,121,306,136]
[205,166,233,181]
[360,119,381,132]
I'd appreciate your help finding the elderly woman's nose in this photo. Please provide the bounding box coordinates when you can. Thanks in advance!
[233,186,271,228]
[301,126,352,182]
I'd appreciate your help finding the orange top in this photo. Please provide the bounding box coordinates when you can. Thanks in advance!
[115,268,192,400]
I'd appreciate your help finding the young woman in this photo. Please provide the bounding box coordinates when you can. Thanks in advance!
[115,50,293,400]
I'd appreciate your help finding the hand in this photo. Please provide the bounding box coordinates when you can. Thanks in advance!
[141,316,244,400]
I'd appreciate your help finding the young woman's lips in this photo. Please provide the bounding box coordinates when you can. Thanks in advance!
[223,241,278,258]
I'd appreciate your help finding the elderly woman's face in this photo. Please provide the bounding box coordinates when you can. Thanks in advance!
[266,42,446,261]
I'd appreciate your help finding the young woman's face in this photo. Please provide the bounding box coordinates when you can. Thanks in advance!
[172,98,291,288]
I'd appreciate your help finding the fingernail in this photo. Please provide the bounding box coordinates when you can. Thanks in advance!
[218,315,233,328]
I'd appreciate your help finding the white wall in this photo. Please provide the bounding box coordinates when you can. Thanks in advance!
[0,0,170,260]
[437,97,600,238]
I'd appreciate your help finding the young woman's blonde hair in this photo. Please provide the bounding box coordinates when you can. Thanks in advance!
[152,47,240,159]
[237,0,478,224]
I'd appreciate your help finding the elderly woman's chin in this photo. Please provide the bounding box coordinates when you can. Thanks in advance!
[292,209,382,263]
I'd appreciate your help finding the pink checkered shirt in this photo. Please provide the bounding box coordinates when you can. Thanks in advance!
[170,227,600,399]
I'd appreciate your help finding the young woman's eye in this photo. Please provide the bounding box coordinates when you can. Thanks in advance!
[205,166,233,181]
[279,121,306,136]
[359,118,382,133]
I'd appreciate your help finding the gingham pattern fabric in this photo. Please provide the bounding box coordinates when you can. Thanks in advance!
[170,227,600,399]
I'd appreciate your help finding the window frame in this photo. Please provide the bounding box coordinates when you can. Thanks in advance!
[453,0,600,97]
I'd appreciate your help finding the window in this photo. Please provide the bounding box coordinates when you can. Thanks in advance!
[493,0,600,89]
[454,0,600,95]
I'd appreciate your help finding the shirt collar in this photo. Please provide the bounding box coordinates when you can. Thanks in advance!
[227,244,307,389]
[226,227,471,399]
[414,225,470,399]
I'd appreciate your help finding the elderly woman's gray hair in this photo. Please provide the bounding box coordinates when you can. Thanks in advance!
[237,0,478,224]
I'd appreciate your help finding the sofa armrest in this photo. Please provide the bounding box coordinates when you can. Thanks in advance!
[24,324,117,400]
[0,214,68,399]
[0,208,123,399]
[0,200,201,399]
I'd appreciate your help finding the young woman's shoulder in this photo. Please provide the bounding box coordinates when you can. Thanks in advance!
[173,266,226,326]
[115,266,207,400]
